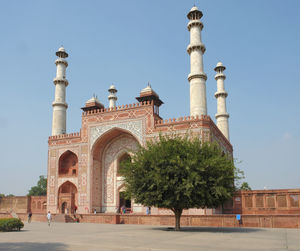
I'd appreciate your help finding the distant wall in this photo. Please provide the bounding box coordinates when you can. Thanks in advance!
[0,196,47,214]
[223,189,300,215]
[0,196,29,214]
[30,196,47,214]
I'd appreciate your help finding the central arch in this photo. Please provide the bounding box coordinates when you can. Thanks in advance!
[90,127,139,213]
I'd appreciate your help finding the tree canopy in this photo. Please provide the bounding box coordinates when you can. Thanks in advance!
[28,175,47,196]
[239,182,251,191]
[120,134,238,230]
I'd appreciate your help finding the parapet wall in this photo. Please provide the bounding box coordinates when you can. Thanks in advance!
[224,189,300,215]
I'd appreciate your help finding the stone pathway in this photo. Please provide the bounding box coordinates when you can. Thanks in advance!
[0,222,299,250]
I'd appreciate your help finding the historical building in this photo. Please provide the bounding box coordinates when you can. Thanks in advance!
[46,6,232,215]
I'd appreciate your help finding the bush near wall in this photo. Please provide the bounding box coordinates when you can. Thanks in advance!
[0,218,24,231]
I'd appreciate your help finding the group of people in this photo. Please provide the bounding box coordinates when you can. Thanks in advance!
[27,205,152,226]
[27,211,52,226]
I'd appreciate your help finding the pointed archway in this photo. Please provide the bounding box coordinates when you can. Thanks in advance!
[90,127,139,213]
[58,181,78,214]
[58,150,78,177]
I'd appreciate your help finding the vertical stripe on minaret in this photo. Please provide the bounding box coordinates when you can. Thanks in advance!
[187,6,207,117]
[51,47,69,136]
[214,62,230,141]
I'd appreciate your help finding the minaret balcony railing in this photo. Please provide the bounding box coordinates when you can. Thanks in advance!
[53,78,69,86]
[215,113,229,119]
[215,73,226,80]
[187,20,203,31]
[214,91,228,98]
[187,44,206,54]
[52,101,68,108]
[55,58,68,67]
[188,72,207,81]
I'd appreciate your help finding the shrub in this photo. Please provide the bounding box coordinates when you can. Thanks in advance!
[0,218,24,231]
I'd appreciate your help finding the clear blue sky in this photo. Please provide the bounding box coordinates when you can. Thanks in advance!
[0,0,299,195]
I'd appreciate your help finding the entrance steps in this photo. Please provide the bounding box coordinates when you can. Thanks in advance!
[53,214,78,223]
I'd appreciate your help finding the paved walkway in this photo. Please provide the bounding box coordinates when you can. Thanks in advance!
[0,222,300,250]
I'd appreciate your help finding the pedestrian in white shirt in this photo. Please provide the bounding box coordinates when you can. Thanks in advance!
[47,211,52,226]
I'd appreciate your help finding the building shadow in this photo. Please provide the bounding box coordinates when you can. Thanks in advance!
[0,242,67,251]
[151,226,264,233]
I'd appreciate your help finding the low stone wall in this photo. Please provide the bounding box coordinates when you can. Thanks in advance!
[120,214,300,228]
[16,213,47,222]
[2,212,299,228]
[78,214,120,224]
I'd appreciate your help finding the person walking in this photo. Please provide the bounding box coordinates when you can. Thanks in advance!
[47,211,52,226]
[28,211,32,223]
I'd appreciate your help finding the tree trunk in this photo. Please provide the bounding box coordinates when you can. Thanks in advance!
[174,209,182,231]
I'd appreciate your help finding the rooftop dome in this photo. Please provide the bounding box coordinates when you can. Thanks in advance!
[140,84,159,98]
[86,96,101,104]
[81,95,104,111]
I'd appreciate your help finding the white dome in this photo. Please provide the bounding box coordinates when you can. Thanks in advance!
[216,62,223,67]
[86,96,101,104]
[190,6,198,12]
[140,83,158,97]
[141,85,152,93]
[58,47,65,52]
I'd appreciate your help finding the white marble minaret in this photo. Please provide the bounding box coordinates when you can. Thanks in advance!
[108,84,118,108]
[214,62,230,140]
[187,6,207,117]
[51,47,69,136]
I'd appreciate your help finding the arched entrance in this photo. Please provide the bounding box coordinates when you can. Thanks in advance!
[91,128,139,213]
[61,202,67,214]
[119,191,131,213]
[58,181,77,214]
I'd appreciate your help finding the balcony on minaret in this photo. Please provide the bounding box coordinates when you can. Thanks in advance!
[56,47,68,58]
[136,84,163,116]
[187,6,203,20]
[81,96,104,112]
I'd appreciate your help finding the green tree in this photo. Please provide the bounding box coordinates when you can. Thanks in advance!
[120,135,237,231]
[0,194,5,198]
[28,175,47,196]
[239,182,251,191]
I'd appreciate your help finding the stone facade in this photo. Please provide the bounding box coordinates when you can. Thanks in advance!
[47,101,233,214]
